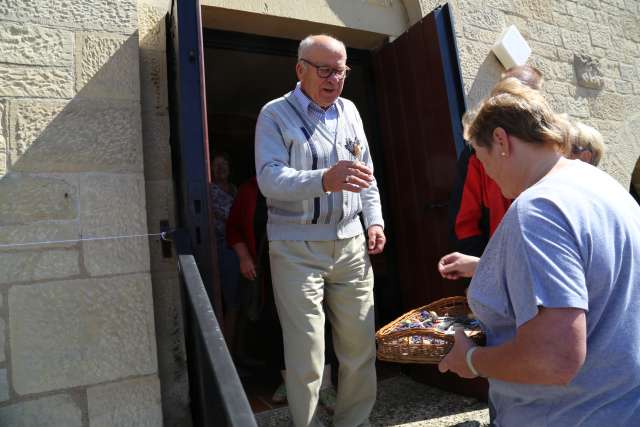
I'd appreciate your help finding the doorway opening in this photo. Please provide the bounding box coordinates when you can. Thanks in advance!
[202,28,401,413]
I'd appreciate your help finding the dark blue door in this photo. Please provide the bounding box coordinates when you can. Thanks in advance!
[167,0,222,318]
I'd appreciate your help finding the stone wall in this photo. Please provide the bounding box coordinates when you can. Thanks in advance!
[415,0,640,188]
[0,1,162,426]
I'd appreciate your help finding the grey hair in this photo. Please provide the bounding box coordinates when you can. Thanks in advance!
[297,34,346,61]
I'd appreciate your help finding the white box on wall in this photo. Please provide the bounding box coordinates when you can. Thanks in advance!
[492,25,531,69]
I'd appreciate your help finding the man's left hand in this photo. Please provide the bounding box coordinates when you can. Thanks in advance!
[438,328,478,378]
[367,225,386,254]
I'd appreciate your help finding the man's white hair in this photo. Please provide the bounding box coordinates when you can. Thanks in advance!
[297,34,346,60]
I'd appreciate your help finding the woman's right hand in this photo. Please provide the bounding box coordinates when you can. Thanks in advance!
[239,255,257,280]
[438,252,480,280]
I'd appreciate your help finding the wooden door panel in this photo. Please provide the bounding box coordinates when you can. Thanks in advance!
[373,2,488,399]
[374,3,464,309]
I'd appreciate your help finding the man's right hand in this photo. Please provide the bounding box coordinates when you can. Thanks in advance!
[322,160,373,193]
[438,252,480,280]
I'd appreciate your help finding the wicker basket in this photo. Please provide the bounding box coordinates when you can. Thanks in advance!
[376,296,484,364]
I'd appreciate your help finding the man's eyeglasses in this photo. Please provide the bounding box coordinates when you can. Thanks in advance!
[300,58,350,80]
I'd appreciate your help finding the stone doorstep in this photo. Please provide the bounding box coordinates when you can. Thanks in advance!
[255,374,489,427]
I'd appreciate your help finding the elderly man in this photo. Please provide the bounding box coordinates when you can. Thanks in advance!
[255,34,385,427]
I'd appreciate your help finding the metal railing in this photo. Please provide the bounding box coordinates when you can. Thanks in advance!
[178,253,257,427]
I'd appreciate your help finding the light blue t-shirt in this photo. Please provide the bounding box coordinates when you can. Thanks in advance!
[469,161,640,427]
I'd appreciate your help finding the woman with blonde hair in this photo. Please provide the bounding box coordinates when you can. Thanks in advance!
[568,121,606,166]
[438,86,640,426]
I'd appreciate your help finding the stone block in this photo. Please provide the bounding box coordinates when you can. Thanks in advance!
[9,100,67,156]
[457,40,495,79]
[0,319,5,363]
[0,64,73,98]
[589,93,624,119]
[623,17,640,42]
[528,20,562,46]
[616,80,634,94]
[619,63,637,81]
[8,99,143,173]
[0,394,82,426]
[589,23,612,49]
[460,8,504,31]
[561,29,592,52]
[0,0,137,33]
[622,95,640,116]
[140,49,169,115]
[75,33,140,101]
[600,59,623,79]
[142,112,172,181]
[0,369,7,401]
[0,249,80,285]
[0,174,77,226]
[564,1,577,15]
[565,96,590,118]
[576,4,596,20]
[9,274,158,394]
[87,376,162,427]
[543,80,570,96]
[529,40,557,60]
[79,173,150,275]
[83,238,151,277]
[512,0,554,23]
[0,22,73,67]
[139,3,166,51]
[0,221,79,249]
[79,173,147,238]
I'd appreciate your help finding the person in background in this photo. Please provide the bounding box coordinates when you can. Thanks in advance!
[448,65,543,258]
[567,121,606,166]
[255,34,385,427]
[439,82,640,426]
[226,176,287,404]
[209,153,242,360]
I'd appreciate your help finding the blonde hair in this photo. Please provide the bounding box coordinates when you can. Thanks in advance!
[463,85,567,153]
[570,122,606,166]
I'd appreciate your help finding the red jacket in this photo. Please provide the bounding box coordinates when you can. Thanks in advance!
[450,148,511,256]
[226,177,259,258]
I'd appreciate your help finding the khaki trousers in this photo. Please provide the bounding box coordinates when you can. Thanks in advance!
[269,234,376,427]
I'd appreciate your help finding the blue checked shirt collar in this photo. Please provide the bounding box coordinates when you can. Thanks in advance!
[293,82,339,129]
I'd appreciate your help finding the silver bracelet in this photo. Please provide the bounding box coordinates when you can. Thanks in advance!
[465,346,481,377]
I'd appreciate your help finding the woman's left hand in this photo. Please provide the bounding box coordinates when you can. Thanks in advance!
[438,327,478,378]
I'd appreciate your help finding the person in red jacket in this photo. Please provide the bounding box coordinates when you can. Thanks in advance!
[448,65,542,257]
[226,176,288,403]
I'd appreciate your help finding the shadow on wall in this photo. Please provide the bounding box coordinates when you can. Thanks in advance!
[464,53,503,108]
[1,32,146,275]
[0,30,162,413]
